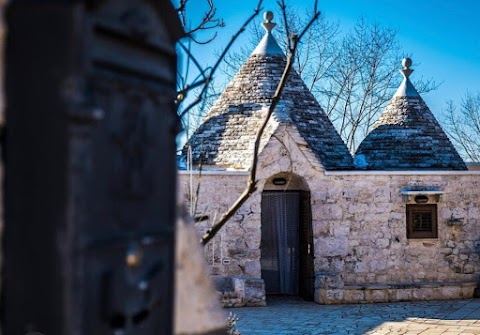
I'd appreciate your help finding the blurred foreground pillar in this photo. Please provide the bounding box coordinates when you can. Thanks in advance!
[174,211,228,335]
[2,1,182,334]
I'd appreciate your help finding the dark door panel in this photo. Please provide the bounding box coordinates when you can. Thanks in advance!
[261,190,314,300]
[261,192,300,295]
[299,191,314,301]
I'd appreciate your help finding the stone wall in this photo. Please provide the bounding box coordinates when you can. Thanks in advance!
[313,172,480,304]
[177,171,266,307]
[179,128,480,305]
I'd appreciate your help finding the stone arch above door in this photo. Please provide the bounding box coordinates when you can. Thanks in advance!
[263,172,310,192]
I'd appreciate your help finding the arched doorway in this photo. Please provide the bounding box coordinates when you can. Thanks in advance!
[261,173,314,301]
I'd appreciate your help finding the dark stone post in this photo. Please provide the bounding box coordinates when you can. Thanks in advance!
[2,1,182,334]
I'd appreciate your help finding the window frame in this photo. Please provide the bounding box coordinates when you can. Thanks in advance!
[406,204,438,239]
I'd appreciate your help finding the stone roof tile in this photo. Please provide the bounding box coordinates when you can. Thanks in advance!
[354,58,467,170]
[183,13,353,171]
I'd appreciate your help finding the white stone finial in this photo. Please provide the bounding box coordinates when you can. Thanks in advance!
[251,10,283,55]
[262,11,276,32]
[394,57,420,97]
[264,11,274,22]
[402,57,412,69]
[401,57,413,78]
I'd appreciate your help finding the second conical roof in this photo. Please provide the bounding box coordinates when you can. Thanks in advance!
[355,58,466,170]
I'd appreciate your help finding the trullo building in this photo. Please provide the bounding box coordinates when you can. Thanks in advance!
[179,12,480,306]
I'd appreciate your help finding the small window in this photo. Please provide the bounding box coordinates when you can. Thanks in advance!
[406,204,437,239]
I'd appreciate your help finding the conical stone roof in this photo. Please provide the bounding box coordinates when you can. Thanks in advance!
[355,58,467,170]
[183,12,353,171]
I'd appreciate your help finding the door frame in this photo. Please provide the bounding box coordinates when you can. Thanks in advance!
[260,178,314,301]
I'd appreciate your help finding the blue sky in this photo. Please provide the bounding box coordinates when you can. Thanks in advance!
[179,0,480,121]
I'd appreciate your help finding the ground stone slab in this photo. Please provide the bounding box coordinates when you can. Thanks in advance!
[231,297,480,335]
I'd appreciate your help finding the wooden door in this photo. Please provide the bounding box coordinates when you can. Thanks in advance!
[299,191,314,301]
[261,190,314,299]
[261,191,300,295]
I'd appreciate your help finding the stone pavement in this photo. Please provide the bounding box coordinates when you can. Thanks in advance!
[230,297,480,335]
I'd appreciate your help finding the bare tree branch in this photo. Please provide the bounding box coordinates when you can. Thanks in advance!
[201,1,320,245]
[442,91,480,161]
[177,1,264,119]
[318,19,439,151]
[200,12,439,154]
[177,0,225,44]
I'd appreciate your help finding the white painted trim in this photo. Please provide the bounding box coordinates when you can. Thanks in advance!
[178,170,249,176]
[179,169,480,177]
[401,190,444,195]
[324,170,480,176]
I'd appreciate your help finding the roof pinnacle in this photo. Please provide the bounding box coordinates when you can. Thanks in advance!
[261,11,276,33]
[393,57,419,97]
[401,57,414,78]
[251,10,283,55]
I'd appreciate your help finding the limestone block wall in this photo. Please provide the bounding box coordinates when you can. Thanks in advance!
[178,171,258,277]
[313,172,480,304]
[177,170,266,307]
[179,129,480,305]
